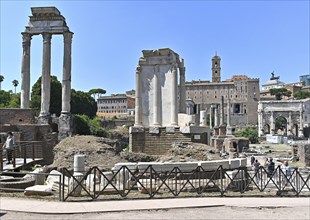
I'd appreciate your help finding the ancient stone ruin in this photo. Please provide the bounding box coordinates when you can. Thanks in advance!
[129,48,211,155]
[20,7,73,139]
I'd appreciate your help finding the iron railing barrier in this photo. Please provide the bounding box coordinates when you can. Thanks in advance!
[60,165,310,201]
[1,165,309,202]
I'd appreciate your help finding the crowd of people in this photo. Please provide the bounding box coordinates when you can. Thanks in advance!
[250,155,292,185]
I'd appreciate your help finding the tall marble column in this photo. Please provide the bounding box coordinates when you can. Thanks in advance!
[134,66,142,126]
[287,112,293,137]
[61,32,73,114]
[226,98,233,135]
[209,106,213,129]
[220,96,224,125]
[299,103,304,138]
[171,65,178,126]
[214,105,219,127]
[179,60,186,113]
[270,112,275,135]
[39,33,52,123]
[21,33,32,109]
[58,32,74,140]
[153,65,160,126]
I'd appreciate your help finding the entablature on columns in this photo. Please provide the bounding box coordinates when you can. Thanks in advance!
[24,7,71,35]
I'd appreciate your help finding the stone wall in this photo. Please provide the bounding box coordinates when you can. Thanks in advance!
[295,144,310,166]
[0,109,58,165]
[129,127,208,155]
[0,108,35,125]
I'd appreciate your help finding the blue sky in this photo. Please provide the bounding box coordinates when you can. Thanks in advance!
[0,1,309,95]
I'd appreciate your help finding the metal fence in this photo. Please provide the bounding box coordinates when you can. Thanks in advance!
[60,165,310,201]
[1,165,309,201]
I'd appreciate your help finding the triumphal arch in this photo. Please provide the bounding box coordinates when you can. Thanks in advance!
[20,7,73,139]
[258,100,310,138]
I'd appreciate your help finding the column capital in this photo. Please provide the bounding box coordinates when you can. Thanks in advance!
[22,32,32,42]
[63,32,73,43]
[42,33,52,42]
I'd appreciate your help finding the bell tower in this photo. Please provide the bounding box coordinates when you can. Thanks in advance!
[212,54,221,82]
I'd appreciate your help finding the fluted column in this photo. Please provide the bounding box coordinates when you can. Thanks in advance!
[226,98,233,135]
[171,65,178,126]
[153,65,160,126]
[21,33,32,109]
[134,66,142,126]
[61,32,73,114]
[214,105,219,127]
[270,112,275,135]
[220,96,224,125]
[179,59,186,113]
[39,33,52,118]
[209,106,213,129]
[299,103,304,138]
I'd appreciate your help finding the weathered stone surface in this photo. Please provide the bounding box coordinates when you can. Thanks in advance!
[46,170,63,187]
[129,126,145,133]
[149,127,160,134]
[200,160,230,170]
[24,185,53,196]
[166,127,175,133]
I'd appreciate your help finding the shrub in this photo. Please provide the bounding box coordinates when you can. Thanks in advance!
[234,127,258,144]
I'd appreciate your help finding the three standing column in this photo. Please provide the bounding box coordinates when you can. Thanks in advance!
[39,33,52,120]
[61,32,73,114]
[134,66,142,126]
[21,33,32,109]
[171,65,178,126]
[153,65,160,126]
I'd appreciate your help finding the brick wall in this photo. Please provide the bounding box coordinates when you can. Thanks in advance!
[130,127,204,155]
[0,109,35,125]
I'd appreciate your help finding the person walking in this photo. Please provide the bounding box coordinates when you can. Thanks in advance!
[253,159,261,183]
[267,157,275,178]
[2,132,16,164]
[281,160,292,186]
[250,155,255,166]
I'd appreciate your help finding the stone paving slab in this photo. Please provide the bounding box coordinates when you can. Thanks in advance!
[0,197,309,214]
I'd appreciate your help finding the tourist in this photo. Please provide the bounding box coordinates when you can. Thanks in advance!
[281,160,292,186]
[253,159,261,182]
[267,157,275,178]
[2,132,16,164]
[250,155,255,166]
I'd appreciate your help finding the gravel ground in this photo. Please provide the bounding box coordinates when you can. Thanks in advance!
[1,206,309,220]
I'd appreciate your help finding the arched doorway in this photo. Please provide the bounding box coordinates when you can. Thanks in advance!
[275,116,287,135]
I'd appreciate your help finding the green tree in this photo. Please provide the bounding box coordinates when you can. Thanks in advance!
[269,88,292,100]
[31,75,97,118]
[31,75,62,116]
[0,90,11,107]
[73,114,107,136]
[71,89,97,118]
[8,93,20,108]
[234,127,258,144]
[12,79,19,94]
[293,90,310,100]
[0,75,4,90]
[88,88,106,99]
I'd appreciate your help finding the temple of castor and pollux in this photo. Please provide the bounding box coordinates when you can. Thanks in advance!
[1,7,310,166]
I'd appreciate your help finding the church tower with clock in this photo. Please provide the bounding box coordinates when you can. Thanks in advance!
[212,54,221,82]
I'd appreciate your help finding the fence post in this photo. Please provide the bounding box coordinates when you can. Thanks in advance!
[0,145,3,171]
[13,146,16,168]
[23,144,27,164]
[32,143,35,160]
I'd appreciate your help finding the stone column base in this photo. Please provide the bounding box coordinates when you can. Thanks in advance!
[37,114,50,125]
[58,113,73,140]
